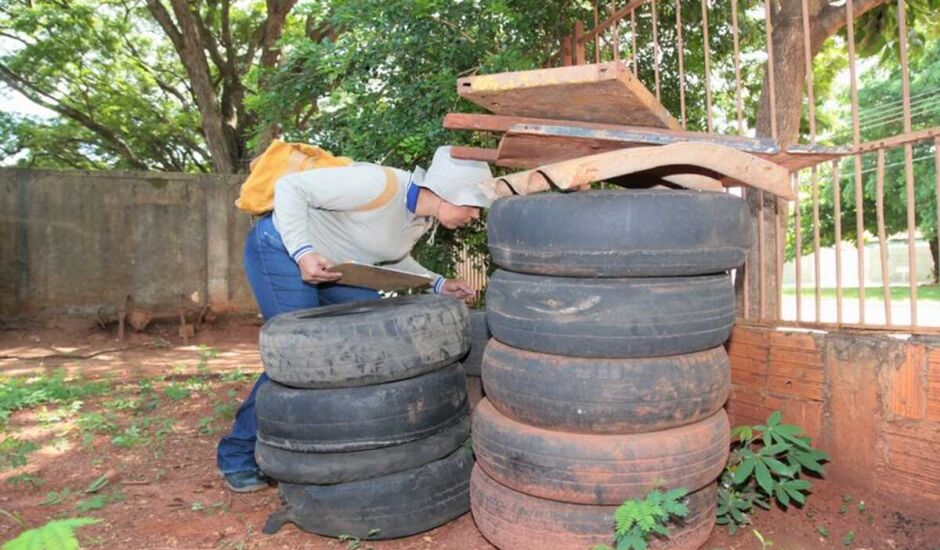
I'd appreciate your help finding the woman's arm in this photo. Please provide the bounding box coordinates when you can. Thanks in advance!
[385,256,474,298]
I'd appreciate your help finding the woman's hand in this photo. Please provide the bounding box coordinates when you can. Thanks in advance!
[440,279,475,300]
[297,253,343,284]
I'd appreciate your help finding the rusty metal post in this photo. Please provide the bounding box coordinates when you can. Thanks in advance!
[812,167,821,322]
[846,0,866,323]
[631,9,638,75]
[731,0,745,135]
[898,0,918,326]
[794,172,803,322]
[651,0,661,99]
[876,149,892,326]
[676,0,686,128]
[832,161,843,324]
[574,21,586,65]
[701,0,713,133]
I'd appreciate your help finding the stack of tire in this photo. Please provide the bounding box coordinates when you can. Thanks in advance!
[462,309,490,408]
[471,190,752,549]
[255,295,474,540]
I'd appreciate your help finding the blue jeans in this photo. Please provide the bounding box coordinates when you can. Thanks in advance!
[217,215,379,474]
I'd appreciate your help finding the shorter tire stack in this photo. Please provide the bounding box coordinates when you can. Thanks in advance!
[256,295,474,540]
[462,309,490,408]
[471,190,752,549]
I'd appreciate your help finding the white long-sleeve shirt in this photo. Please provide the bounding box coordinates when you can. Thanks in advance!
[272,162,445,291]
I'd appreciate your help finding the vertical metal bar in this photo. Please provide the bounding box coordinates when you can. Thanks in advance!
[675,0,686,128]
[876,149,892,326]
[574,20,586,65]
[898,0,917,326]
[777,196,785,322]
[846,0,865,323]
[651,0,661,100]
[743,189,751,319]
[800,0,816,143]
[731,0,745,136]
[812,167,821,322]
[935,138,940,305]
[594,1,602,63]
[759,190,766,318]
[612,1,621,63]
[764,0,777,140]
[832,160,843,324]
[701,0,713,133]
[631,9,638,76]
[794,172,803,321]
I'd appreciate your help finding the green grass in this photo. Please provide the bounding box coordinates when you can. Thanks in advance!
[0,370,111,428]
[781,284,940,302]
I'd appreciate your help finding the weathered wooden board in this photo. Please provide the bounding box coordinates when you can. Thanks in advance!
[492,125,843,172]
[457,62,681,130]
[327,262,432,292]
[479,143,796,201]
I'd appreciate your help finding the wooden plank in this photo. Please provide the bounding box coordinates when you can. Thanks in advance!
[327,262,432,292]
[456,62,681,129]
[450,146,498,163]
[480,142,796,201]
[495,124,844,172]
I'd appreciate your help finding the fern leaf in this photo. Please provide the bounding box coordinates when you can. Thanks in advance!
[2,518,99,550]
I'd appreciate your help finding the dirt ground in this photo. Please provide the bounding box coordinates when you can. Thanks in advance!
[1,315,938,550]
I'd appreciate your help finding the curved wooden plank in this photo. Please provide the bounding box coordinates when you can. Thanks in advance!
[480,143,795,201]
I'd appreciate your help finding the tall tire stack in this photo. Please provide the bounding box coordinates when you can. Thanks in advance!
[256,295,475,540]
[471,190,752,549]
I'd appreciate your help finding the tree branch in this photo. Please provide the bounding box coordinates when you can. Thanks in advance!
[145,0,184,52]
[0,63,148,169]
[818,0,890,39]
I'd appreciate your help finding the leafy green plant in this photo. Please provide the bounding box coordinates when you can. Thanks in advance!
[817,525,830,538]
[717,411,829,535]
[1,517,100,550]
[36,401,83,425]
[338,528,380,550]
[74,491,125,512]
[0,371,110,429]
[162,383,191,402]
[0,437,38,470]
[5,473,43,489]
[843,531,856,545]
[592,488,689,550]
[110,425,148,448]
[39,488,74,507]
[220,370,250,383]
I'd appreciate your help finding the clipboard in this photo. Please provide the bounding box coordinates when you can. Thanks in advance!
[327,262,434,292]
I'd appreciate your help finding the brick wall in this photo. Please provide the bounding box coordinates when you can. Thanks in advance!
[726,324,940,507]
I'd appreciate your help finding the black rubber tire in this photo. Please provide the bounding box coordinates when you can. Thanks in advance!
[264,446,473,539]
[260,295,469,388]
[486,270,735,358]
[461,310,490,376]
[473,400,729,505]
[256,417,470,484]
[471,466,716,550]
[487,190,751,277]
[256,363,468,452]
[482,339,729,434]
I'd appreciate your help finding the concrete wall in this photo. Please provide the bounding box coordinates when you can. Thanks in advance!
[0,168,256,316]
[726,324,940,510]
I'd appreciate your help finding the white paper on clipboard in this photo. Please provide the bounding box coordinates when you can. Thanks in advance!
[327,262,433,292]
